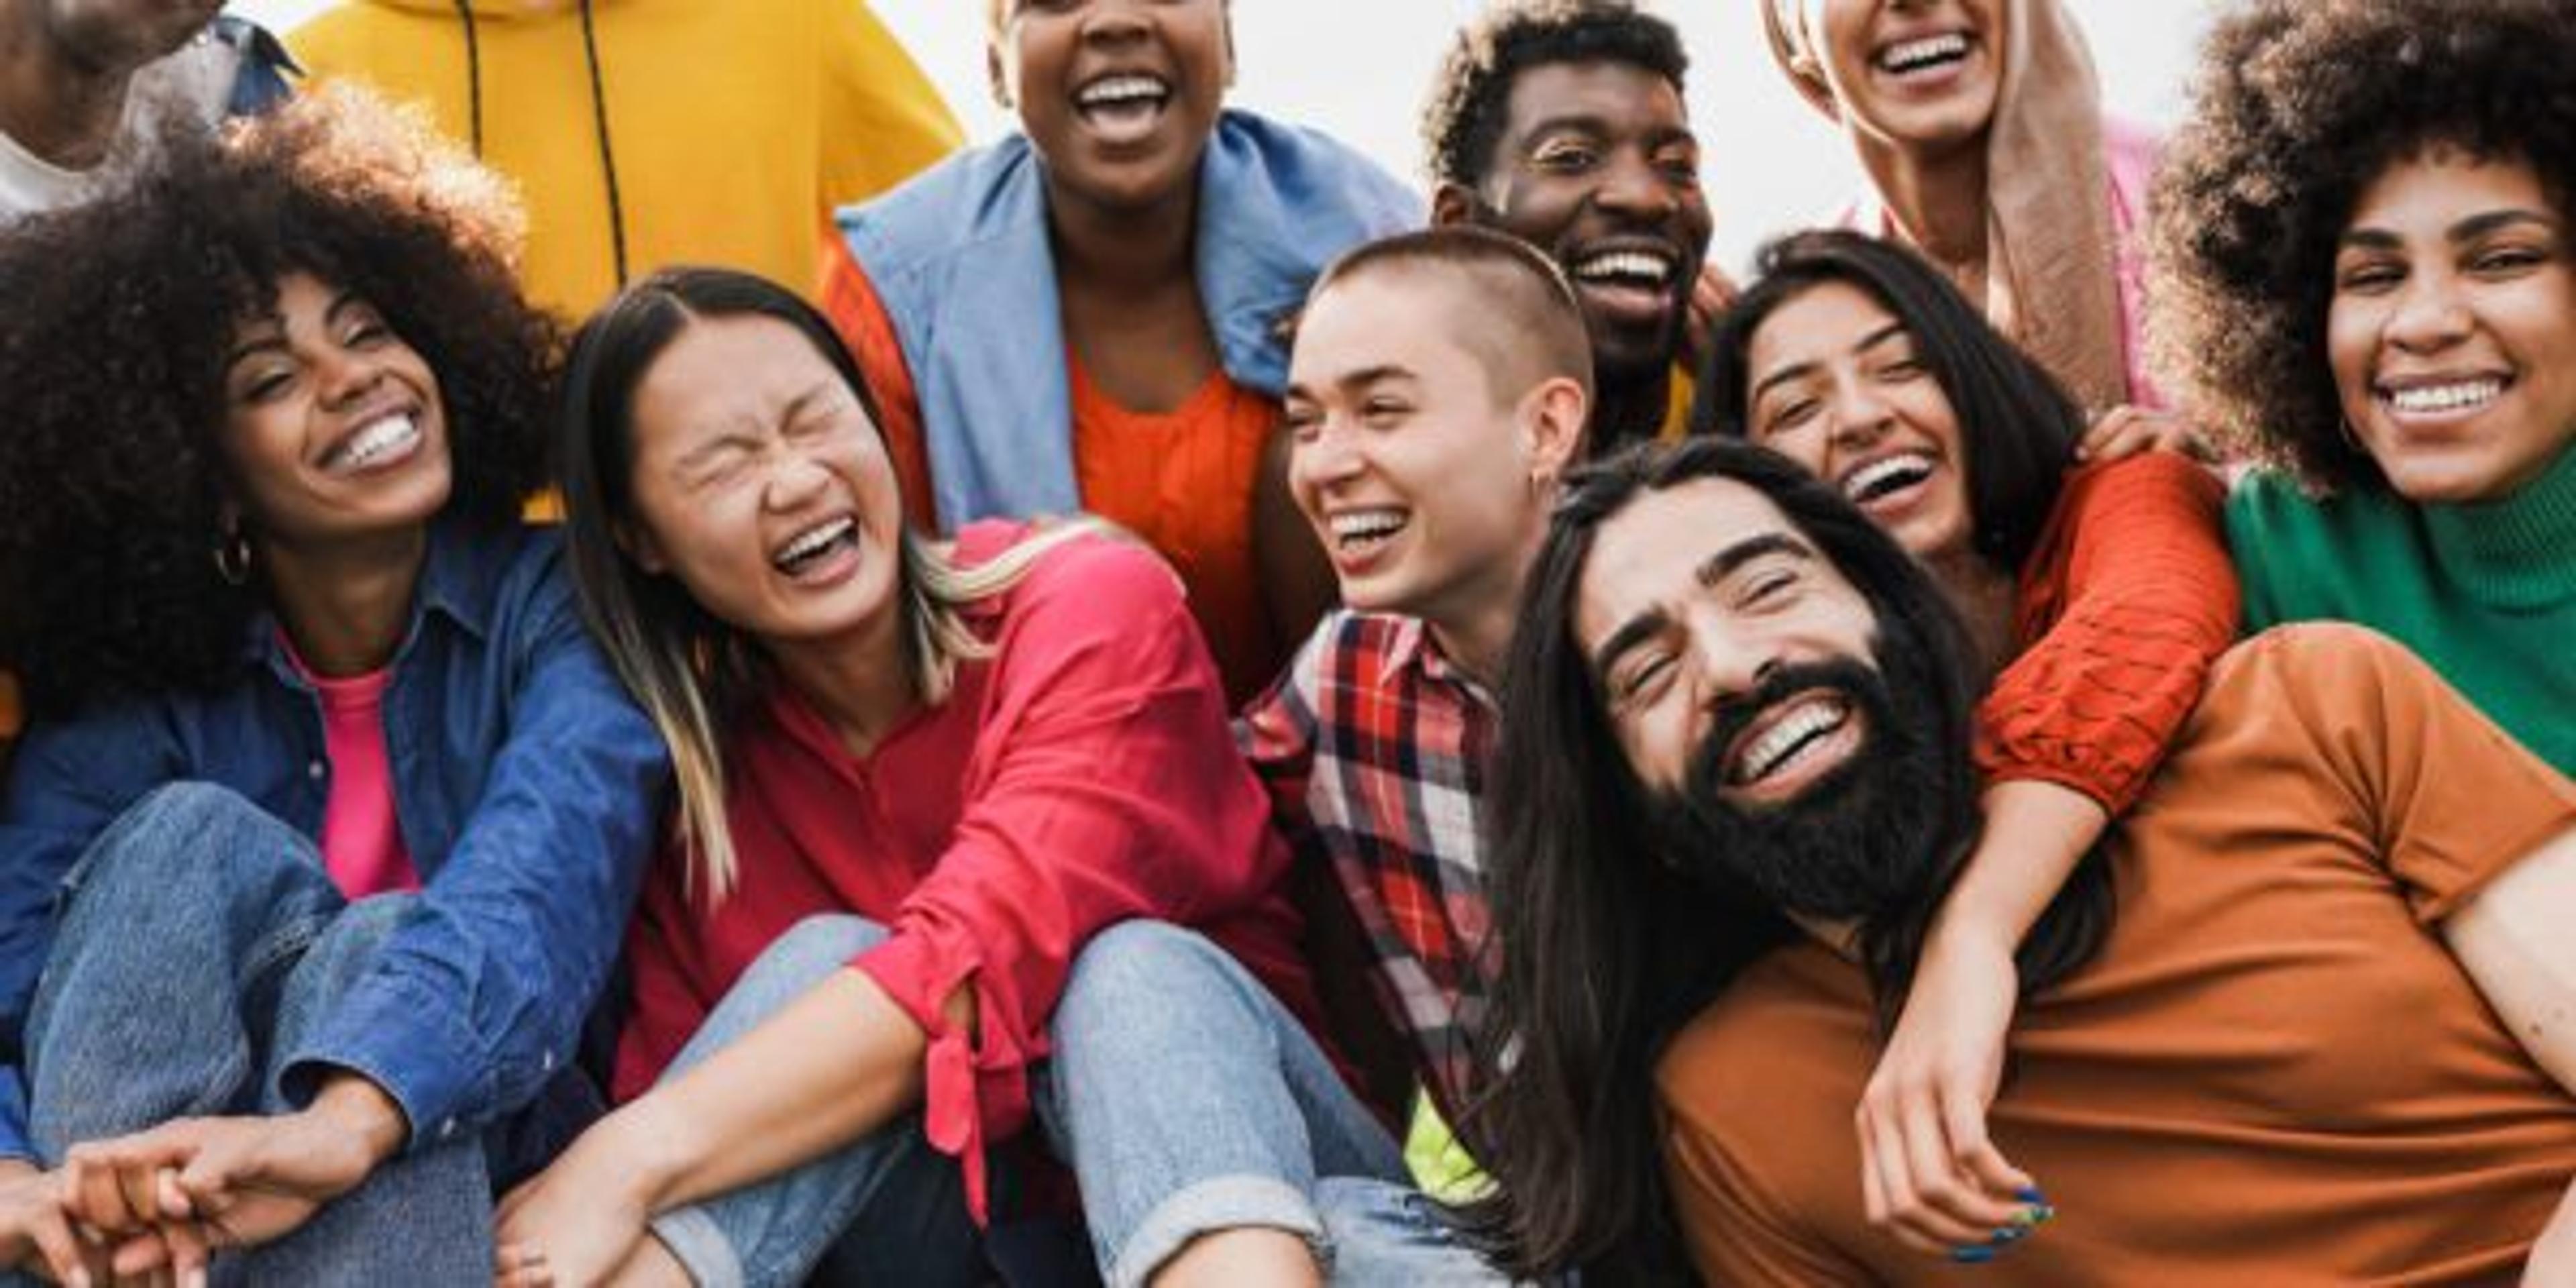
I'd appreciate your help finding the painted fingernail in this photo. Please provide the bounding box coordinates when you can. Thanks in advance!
[1950,1244,1998,1265]
[1992,1224,2030,1245]
[2015,1186,2047,1205]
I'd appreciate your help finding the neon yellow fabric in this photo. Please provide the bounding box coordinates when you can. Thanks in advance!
[289,0,961,317]
[1403,1090,1493,1203]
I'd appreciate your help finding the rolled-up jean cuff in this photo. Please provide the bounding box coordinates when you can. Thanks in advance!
[650,1204,746,1288]
[1110,1174,1328,1288]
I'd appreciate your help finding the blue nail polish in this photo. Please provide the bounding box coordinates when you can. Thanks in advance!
[1992,1226,2029,1245]
[2015,1186,2046,1205]
[1951,1245,1998,1265]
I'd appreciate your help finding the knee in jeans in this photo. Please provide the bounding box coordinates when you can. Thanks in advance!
[1053,920,1235,1037]
[741,914,890,991]
[70,782,284,895]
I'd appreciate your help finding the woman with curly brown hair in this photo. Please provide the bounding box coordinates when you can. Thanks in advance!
[0,90,666,1282]
[2153,0,2576,775]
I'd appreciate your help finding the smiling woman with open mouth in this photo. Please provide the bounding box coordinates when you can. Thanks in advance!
[816,0,1418,710]
[0,88,669,1285]
[2155,0,2576,780]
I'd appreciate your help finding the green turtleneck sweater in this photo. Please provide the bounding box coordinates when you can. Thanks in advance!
[2229,444,2576,775]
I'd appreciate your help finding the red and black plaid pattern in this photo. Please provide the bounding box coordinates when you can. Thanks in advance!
[1240,611,1498,1121]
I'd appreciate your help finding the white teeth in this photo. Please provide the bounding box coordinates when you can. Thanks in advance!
[335,414,419,470]
[1841,453,1936,504]
[1574,251,1674,286]
[1737,700,1848,784]
[773,517,857,570]
[1879,33,1970,72]
[1327,509,1407,543]
[2385,379,2503,414]
[1077,74,1168,107]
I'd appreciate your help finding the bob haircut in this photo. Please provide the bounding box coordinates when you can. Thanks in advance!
[1690,229,2084,575]
[2149,0,2576,491]
[0,88,550,714]
[554,266,1090,899]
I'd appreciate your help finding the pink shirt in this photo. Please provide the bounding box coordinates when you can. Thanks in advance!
[288,646,420,899]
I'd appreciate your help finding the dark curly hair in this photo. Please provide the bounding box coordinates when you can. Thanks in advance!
[1419,0,1688,190]
[0,87,554,715]
[2150,0,2576,490]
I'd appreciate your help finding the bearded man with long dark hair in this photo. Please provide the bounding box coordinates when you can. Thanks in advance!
[1466,437,2576,1284]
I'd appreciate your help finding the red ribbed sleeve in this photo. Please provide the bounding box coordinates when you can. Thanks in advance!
[1974,453,2239,814]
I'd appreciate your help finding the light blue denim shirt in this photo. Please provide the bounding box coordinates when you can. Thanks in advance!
[0,521,669,1161]
[835,108,1421,529]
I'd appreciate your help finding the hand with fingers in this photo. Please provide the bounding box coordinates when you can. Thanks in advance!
[491,1132,657,1288]
[1857,927,2053,1265]
[58,1102,389,1283]
[2076,404,2221,466]
[0,1158,113,1288]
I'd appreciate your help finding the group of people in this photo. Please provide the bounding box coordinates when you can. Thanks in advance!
[0,0,2571,1285]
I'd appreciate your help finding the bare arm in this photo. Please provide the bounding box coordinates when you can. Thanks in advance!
[494,970,965,1286]
[1857,780,2100,1256]
[2438,824,2576,1282]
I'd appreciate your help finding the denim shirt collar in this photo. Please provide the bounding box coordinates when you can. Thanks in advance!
[835,109,1419,528]
[239,519,500,684]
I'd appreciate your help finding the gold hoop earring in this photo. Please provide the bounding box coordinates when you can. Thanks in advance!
[213,528,253,587]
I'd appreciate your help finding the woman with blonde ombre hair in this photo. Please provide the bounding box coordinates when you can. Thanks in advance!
[511,267,1464,1288]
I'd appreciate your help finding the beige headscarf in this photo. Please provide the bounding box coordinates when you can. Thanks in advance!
[1764,0,2129,413]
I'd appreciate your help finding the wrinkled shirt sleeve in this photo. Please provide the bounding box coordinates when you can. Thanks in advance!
[1976,453,2240,814]
[849,539,1289,1220]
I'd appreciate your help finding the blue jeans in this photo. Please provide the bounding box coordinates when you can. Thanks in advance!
[642,914,987,1288]
[1036,920,1505,1286]
[14,783,494,1285]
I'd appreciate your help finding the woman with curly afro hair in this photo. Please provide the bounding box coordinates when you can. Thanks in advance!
[2153,0,2576,774]
[0,89,666,1282]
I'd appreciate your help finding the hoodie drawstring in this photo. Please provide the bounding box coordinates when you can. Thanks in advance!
[578,0,628,288]
[452,0,628,289]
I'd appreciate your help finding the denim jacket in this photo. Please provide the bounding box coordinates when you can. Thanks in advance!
[0,523,669,1161]
[835,108,1419,528]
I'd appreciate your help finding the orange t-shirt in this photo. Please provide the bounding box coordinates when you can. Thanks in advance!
[1662,624,2576,1287]
[818,239,1283,703]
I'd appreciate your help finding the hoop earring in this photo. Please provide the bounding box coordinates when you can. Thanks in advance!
[213,527,253,587]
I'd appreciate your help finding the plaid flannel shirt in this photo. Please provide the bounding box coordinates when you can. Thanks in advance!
[1239,610,1497,1120]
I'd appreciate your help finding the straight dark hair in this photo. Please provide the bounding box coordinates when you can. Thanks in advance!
[1460,437,2113,1279]
[1690,229,2084,574]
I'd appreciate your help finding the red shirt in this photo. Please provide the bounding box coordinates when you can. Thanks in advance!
[612,525,1326,1222]
[1978,452,2240,813]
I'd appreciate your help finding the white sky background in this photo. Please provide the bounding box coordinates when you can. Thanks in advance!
[229,1,2221,272]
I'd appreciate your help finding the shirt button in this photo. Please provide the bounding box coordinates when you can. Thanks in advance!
[307,759,325,781]
[541,1051,555,1073]
[440,1118,459,1140]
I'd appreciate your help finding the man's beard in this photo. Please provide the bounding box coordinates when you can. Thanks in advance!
[1648,654,1960,924]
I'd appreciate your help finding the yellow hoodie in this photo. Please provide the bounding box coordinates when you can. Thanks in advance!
[289,0,961,317]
